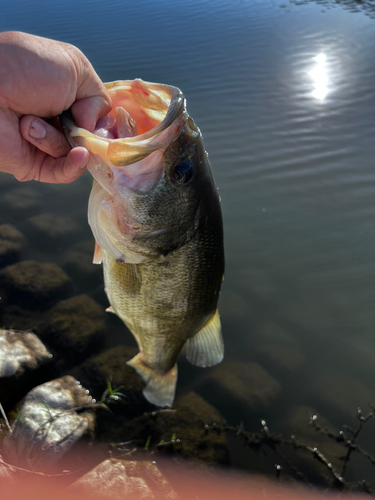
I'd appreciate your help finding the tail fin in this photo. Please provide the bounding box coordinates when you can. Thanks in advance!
[127,353,177,407]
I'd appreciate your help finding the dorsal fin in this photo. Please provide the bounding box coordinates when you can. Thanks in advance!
[186,310,224,367]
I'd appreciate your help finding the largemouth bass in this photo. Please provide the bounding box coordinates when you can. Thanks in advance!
[61,79,224,407]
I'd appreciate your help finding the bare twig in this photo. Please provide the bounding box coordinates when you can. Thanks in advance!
[0,455,78,477]
[341,407,374,477]
[310,409,375,475]
[205,421,346,489]
[0,403,11,435]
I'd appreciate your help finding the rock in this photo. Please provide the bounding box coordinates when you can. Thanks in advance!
[251,322,305,371]
[0,241,22,269]
[150,392,229,465]
[24,213,81,249]
[254,322,295,344]
[68,459,178,499]
[0,224,26,246]
[256,343,305,371]
[37,295,106,365]
[0,305,44,332]
[70,346,152,443]
[63,240,103,289]
[199,361,281,411]
[2,187,41,215]
[0,328,51,377]
[0,329,52,405]
[4,375,95,469]
[0,260,72,310]
[98,392,229,467]
[0,224,27,268]
[70,345,145,407]
[313,373,375,416]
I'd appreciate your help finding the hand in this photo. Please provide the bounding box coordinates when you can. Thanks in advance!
[0,31,112,183]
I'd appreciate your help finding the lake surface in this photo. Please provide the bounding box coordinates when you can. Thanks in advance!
[1,0,375,487]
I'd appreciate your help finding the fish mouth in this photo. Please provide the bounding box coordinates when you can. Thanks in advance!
[61,79,187,167]
[61,79,198,195]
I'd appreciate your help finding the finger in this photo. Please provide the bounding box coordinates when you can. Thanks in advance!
[72,95,112,132]
[20,115,71,158]
[57,147,89,183]
[16,147,89,184]
[72,56,112,130]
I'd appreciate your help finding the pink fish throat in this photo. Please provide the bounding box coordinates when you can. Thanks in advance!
[89,104,184,194]
[94,106,138,139]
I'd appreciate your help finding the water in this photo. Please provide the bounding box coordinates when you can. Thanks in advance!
[1,0,375,486]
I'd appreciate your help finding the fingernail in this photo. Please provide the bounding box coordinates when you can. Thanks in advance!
[29,119,46,139]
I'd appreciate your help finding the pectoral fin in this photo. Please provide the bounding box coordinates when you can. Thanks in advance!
[186,310,224,367]
[127,353,177,407]
[93,241,103,264]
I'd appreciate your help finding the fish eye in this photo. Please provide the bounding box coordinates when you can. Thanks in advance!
[172,160,194,184]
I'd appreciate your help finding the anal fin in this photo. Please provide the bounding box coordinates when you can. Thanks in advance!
[127,353,177,407]
[186,309,224,367]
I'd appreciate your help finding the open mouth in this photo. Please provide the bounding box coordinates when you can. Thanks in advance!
[94,79,172,140]
[62,79,185,167]
[61,80,186,194]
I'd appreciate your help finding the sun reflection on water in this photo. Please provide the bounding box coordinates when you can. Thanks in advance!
[309,53,328,100]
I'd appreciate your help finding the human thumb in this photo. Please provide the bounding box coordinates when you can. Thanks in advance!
[71,95,112,132]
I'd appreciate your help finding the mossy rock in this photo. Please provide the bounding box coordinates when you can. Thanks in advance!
[37,295,106,365]
[0,260,73,310]
[69,345,146,406]
[99,392,230,467]
[63,240,103,289]
[0,224,27,268]
[24,213,81,248]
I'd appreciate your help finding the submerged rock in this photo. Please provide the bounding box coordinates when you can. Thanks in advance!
[313,373,375,416]
[250,322,305,372]
[199,361,281,411]
[97,391,229,467]
[4,375,94,468]
[68,459,178,499]
[63,239,102,289]
[0,305,44,333]
[0,241,22,269]
[0,329,52,405]
[70,345,144,407]
[0,224,26,245]
[0,260,72,310]
[0,224,26,268]
[37,295,106,366]
[150,391,229,465]
[2,187,41,215]
[25,213,81,248]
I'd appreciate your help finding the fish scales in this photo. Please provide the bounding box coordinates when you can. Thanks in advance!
[61,79,224,406]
